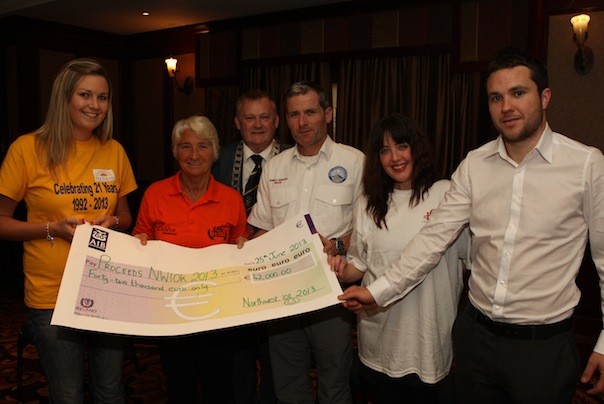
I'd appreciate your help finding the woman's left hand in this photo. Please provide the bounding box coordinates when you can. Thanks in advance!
[327,254,348,279]
[320,234,337,256]
[236,236,247,249]
[134,233,148,246]
[90,215,119,229]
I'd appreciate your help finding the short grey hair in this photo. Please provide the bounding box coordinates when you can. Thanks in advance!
[285,81,330,111]
[171,115,220,161]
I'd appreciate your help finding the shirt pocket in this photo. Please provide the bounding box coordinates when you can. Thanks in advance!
[269,186,297,225]
[314,184,354,235]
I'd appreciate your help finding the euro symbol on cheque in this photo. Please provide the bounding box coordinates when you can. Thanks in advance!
[164,281,220,320]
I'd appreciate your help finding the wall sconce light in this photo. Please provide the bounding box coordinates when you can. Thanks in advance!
[570,14,594,75]
[164,56,194,95]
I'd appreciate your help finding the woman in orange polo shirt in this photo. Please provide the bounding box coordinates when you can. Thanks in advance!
[133,115,247,403]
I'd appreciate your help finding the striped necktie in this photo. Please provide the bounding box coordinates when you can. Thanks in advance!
[243,154,263,215]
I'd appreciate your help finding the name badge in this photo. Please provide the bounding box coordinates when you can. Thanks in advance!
[93,169,116,182]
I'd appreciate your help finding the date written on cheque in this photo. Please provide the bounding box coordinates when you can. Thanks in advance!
[247,248,314,283]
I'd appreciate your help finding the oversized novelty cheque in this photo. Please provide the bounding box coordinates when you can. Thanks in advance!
[51,214,342,336]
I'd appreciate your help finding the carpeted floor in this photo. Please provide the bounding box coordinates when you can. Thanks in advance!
[0,288,169,403]
[0,287,602,403]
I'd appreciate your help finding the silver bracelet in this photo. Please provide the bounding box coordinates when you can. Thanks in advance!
[46,221,54,248]
[113,216,119,229]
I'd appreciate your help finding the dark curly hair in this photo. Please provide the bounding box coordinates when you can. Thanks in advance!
[363,113,437,229]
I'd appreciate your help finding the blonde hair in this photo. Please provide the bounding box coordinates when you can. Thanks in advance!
[35,58,113,173]
[171,115,220,161]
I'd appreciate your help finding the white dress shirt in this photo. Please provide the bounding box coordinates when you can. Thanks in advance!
[367,124,604,352]
[241,141,275,189]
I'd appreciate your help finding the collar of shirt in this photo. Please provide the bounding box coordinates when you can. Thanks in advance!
[242,140,275,163]
[487,123,554,166]
[168,172,221,204]
[292,135,334,161]
[242,141,275,185]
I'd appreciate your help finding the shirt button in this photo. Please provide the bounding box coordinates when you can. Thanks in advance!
[332,198,337,203]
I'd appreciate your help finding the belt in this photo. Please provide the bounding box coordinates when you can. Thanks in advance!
[466,303,573,340]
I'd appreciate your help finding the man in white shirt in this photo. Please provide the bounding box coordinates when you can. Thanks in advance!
[249,81,364,403]
[337,47,604,402]
[212,90,287,213]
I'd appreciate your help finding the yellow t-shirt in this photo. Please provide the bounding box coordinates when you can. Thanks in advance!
[0,133,137,308]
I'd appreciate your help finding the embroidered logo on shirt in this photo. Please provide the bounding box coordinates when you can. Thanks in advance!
[423,209,435,222]
[328,166,347,183]
[156,222,177,235]
[93,169,116,182]
[208,225,228,241]
[269,177,288,185]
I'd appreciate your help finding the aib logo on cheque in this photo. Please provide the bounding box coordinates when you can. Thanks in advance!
[89,228,109,252]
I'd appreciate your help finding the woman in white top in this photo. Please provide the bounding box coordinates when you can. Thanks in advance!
[330,113,468,403]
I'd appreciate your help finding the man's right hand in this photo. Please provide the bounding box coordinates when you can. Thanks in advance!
[338,285,378,314]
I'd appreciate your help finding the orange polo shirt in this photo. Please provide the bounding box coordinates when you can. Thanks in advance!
[133,173,247,248]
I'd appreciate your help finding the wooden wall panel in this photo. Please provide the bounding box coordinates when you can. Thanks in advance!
[457,0,524,67]
[459,1,479,62]
[231,3,455,68]
[280,23,301,57]
[197,31,238,85]
[399,7,429,47]
[477,0,512,60]
[349,14,373,51]
[300,20,324,54]
[427,4,453,44]
[241,28,259,60]
[372,11,399,48]
[259,26,282,58]
[324,17,350,53]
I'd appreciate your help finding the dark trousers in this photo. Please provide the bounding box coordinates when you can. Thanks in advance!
[158,330,235,404]
[268,305,353,403]
[360,363,454,404]
[232,324,277,404]
[452,305,580,404]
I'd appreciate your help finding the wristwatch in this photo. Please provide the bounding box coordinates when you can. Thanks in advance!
[331,237,346,255]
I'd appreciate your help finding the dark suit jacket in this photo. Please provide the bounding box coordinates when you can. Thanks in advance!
[212,141,241,191]
[212,141,291,194]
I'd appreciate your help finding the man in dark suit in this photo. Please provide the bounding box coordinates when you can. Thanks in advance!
[213,90,287,207]
[212,89,287,404]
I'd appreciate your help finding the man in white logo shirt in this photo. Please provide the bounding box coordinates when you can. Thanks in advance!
[249,81,364,403]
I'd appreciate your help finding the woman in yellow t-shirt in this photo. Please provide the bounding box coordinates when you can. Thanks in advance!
[0,59,137,402]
